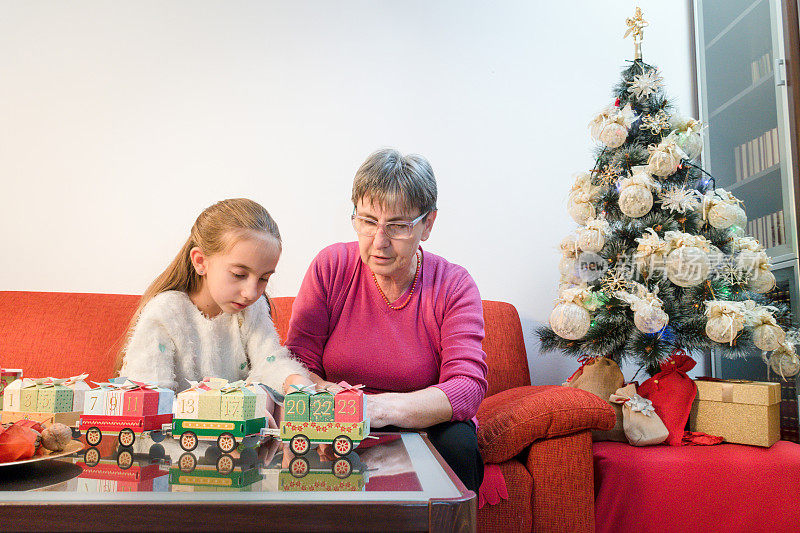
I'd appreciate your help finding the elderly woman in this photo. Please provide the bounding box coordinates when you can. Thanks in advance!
[285,148,487,492]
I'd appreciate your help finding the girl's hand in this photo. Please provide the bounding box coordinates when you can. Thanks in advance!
[317,380,344,394]
[282,373,312,394]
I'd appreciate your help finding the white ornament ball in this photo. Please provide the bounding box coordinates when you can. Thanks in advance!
[666,246,710,287]
[736,250,760,276]
[753,324,785,352]
[561,234,580,256]
[676,131,703,160]
[599,123,628,148]
[567,196,595,225]
[576,228,605,253]
[706,316,743,344]
[619,185,654,218]
[549,303,591,340]
[634,307,669,334]
[733,206,747,230]
[749,269,776,294]
[558,256,581,284]
[648,150,681,177]
[769,351,800,378]
[708,203,740,229]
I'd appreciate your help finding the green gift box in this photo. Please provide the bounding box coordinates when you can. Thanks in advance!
[36,385,74,413]
[198,389,222,419]
[284,384,316,422]
[220,388,255,420]
[310,391,335,423]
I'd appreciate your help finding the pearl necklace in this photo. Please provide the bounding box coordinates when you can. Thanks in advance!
[372,250,421,310]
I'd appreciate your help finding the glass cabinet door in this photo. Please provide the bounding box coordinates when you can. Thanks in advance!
[712,262,800,442]
[695,0,797,263]
[695,0,800,442]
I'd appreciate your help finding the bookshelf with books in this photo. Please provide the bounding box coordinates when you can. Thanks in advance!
[694,0,800,442]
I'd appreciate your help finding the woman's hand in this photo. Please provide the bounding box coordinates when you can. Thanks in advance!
[366,388,453,429]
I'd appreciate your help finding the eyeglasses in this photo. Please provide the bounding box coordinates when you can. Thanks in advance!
[351,211,428,240]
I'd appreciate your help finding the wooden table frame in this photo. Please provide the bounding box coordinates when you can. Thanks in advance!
[0,432,476,532]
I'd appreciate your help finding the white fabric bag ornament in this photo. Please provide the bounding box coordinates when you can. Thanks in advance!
[615,283,669,334]
[704,300,753,345]
[702,189,745,230]
[589,103,636,149]
[618,166,661,218]
[732,236,764,275]
[767,342,800,378]
[549,285,602,341]
[664,231,711,287]
[634,228,668,276]
[647,139,687,177]
[748,252,776,294]
[558,234,582,284]
[568,172,598,225]
[747,305,785,352]
[668,117,704,160]
[609,384,669,446]
[576,215,611,253]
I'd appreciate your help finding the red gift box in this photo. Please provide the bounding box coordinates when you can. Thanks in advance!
[121,382,160,416]
[334,382,365,423]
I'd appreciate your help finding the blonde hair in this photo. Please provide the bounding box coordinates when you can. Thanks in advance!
[114,198,281,375]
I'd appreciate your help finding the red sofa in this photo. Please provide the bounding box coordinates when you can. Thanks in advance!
[0,291,614,532]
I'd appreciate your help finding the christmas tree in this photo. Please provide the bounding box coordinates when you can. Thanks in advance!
[537,8,800,377]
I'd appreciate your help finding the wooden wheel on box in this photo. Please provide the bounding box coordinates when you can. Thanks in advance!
[332,456,352,478]
[217,432,237,453]
[290,434,310,455]
[216,454,235,475]
[86,427,102,446]
[180,431,198,451]
[332,435,353,457]
[117,449,134,470]
[118,428,135,447]
[83,447,101,467]
[289,456,309,478]
[179,452,197,473]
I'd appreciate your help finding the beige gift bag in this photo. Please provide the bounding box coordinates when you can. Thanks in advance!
[610,383,669,446]
[564,357,626,441]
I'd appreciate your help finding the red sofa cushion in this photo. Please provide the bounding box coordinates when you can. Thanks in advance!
[594,440,800,533]
[0,291,139,383]
[477,385,615,463]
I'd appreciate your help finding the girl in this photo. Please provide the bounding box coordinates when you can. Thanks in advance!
[117,198,310,394]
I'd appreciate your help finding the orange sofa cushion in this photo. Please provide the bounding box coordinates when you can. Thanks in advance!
[477,385,615,463]
[0,291,140,383]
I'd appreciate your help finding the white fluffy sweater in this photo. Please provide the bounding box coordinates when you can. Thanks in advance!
[119,291,309,393]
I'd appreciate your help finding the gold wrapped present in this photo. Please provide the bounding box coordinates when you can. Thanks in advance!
[689,378,780,447]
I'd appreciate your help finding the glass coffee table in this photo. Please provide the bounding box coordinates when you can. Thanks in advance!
[0,432,475,532]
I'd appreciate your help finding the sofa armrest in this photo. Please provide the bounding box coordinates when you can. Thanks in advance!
[476,385,615,464]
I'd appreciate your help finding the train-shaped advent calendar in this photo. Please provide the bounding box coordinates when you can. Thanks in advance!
[1,375,371,456]
[272,382,371,457]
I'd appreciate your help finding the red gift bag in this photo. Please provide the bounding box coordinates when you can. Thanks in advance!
[638,349,698,446]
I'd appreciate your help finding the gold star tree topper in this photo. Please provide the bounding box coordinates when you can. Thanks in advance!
[624,7,648,60]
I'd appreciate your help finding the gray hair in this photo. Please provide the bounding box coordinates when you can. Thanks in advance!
[351,148,437,216]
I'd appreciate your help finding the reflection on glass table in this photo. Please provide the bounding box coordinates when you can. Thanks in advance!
[71,445,170,493]
[169,448,263,492]
[2,432,449,498]
[267,448,369,492]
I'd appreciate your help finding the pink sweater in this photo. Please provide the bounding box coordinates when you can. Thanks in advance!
[286,242,488,421]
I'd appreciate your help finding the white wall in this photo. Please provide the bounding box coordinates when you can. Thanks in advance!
[0,1,702,384]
